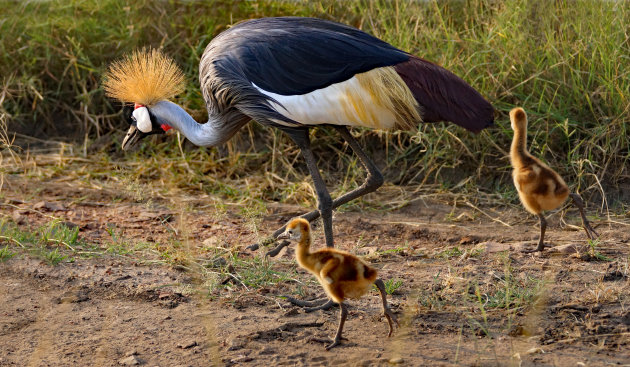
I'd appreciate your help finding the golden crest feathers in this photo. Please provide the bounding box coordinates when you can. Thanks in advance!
[103,48,185,106]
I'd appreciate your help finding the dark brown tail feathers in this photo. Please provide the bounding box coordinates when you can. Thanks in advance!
[394,56,494,133]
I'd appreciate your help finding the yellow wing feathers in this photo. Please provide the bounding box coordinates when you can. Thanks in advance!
[352,67,421,130]
[103,48,185,106]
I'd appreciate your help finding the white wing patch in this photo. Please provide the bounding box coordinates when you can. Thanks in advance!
[254,76,401,130]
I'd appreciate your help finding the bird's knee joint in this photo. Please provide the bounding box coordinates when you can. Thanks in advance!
[318,196,333,212]
[368,172,384,188]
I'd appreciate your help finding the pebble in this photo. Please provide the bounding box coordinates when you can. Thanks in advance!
[389,357,404,364]
[524,347,544,355]
[118,355,141,365]
[177,340,198,349]
[230,355,253,363]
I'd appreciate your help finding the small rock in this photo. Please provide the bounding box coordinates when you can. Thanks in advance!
[125,350,138,357]
[524,347,544,355]
[33,201,66,212]
[61,221,79,229]
[258,346,275,355]
[56,291,89,304]
[227,336,248,351]
[483,241,513,253]
[11,211,26,224]
[602,270,627,282]
[230,355,253,363]
[358,246,379,255]
[282,308,300,317]
[389,357,404,364]
[118,355,141,365]
[176,340,198,349]
[548,244,579,254]
[158,292,173,300]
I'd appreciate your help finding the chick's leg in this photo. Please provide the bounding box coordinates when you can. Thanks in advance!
[374,279,398,337]
[326,302,348,350]
[569,193,599,240]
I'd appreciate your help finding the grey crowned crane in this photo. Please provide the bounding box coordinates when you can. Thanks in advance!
[105,16,493,254]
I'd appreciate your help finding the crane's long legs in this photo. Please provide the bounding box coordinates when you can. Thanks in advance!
[296,137,335,247]
[270,127,337,247]
[270,126,383,240]
[272,127,381,312]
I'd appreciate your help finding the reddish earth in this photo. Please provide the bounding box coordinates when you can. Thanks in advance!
[1,176,629,366]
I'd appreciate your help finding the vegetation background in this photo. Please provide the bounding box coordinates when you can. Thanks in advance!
[1,2,629,365]
[1,0,629,211]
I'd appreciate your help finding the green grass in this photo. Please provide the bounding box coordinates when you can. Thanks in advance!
[383,278,404,295]
[0,245,15,262]
[229,254,297,289]
[1,0,628,209]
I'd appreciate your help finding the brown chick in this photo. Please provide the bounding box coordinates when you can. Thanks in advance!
[510,107,599,252]
[278,218,398,350]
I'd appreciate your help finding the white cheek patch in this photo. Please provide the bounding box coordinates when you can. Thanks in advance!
[132,107,152,133]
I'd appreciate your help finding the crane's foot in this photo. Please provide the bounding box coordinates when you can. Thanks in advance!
[521,242,550,253]
[265,240,290,257]
[246,236,278,252]
[284,297,336,313]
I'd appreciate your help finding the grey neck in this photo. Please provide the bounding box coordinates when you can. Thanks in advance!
[150,100,243,147]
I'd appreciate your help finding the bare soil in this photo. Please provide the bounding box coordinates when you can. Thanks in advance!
[1,176,629,366]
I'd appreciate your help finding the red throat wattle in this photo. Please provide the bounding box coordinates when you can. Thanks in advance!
[133,103,172,132]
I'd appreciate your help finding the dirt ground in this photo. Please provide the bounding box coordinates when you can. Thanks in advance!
[1,175,629,366]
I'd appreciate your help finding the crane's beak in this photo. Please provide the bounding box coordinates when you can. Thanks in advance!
[121,125,147,151]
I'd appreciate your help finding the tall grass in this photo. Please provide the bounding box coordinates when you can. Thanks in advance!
[1,0,628,207]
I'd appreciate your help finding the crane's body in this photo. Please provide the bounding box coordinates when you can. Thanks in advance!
[105,16,494,252]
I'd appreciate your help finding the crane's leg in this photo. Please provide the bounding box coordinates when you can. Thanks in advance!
[276,128,336,312]
[522,213,548,253]
[374,279,399,337]
[569,193,599,240]
[270,126,383,239]
[288,131,335,248]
